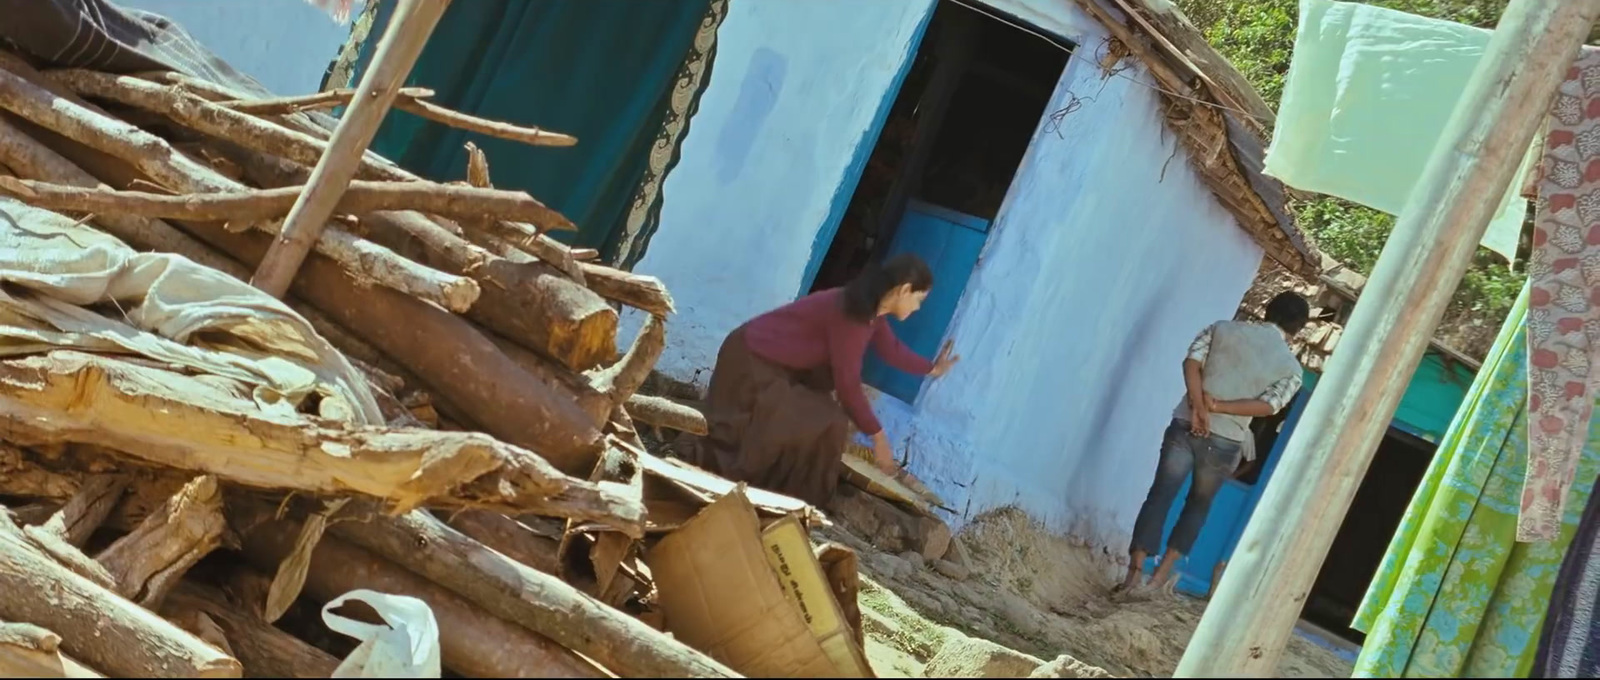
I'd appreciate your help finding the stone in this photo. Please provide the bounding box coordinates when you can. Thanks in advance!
[998,592,1041,636]
[877,552,912,579]
[924,633,1045,678]
[1028,654,1115,678]
[899,550,926,572]
[919,515,953,562]
[934,559,971,580]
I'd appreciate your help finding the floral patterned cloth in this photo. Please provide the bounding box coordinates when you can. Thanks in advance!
[1525,47,1600,542]
[1352,287,1600,677]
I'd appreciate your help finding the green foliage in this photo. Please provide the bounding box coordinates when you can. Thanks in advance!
[1173,0,1551,354]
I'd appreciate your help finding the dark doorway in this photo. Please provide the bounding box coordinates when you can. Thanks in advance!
[808,1,1071,403]
[1301,427,1435,643]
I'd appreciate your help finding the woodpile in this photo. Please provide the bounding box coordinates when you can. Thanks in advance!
[0,40,821,678]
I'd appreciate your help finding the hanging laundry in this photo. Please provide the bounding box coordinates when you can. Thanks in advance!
[1522,47,1600,543]
[1264,0,1535,262]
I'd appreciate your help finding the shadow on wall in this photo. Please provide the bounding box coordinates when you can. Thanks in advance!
[713,48,787,186]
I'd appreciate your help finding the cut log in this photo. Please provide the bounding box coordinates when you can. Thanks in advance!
[0,65,479,313]
[327,506,738,678]
[161,582,341,679]
[218,86,434,115]
[20,522,118,590]
[0,351,627,522]
[38,121,601,459]
[216,141,617,372]
[579,264,677,316]
[443,510,561,575]
[0,512,242,678]
[231,505,605,678]
[38,474,127,548]
[96,475,227,608]
[0,621,104,678]
[624,394,709,436]
[0,115,251,277]
[0,443,78,500]
[486,332,613,426]
[395,95,578,148]
[0,176,578,229]
[589,315,666,409]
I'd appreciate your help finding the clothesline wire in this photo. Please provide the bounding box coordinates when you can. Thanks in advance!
[943,0,1274,126]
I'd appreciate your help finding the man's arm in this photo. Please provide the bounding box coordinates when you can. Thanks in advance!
[1210,372,1304,418]
[1184,324,1216,434]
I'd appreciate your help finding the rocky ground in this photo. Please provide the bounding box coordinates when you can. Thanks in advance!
[822,506,1355,678]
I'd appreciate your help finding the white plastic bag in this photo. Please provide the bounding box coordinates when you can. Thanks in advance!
[321,589,441,678]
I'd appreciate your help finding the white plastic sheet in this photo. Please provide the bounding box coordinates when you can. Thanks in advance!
[1265,0,1535,262]
[321,590,441,678]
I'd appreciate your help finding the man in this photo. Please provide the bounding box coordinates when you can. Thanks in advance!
[1116,291,1311,595]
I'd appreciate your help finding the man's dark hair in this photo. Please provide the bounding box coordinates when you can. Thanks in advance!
[841,253,934,322]
[1264,291,1311,336]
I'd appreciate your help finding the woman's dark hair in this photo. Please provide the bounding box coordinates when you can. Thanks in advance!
[1264,291,1312,336]
[841,254,934,322]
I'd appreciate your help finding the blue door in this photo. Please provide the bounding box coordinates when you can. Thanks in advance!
[862,199,991,403]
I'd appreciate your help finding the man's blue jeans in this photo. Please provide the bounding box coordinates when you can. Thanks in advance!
[1129,419,1245,557]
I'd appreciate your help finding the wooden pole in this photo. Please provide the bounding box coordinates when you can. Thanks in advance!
[1175,1,1600,676]
[250,0,451,297]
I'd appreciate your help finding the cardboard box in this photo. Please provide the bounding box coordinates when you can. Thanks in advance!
[649,488,873,678]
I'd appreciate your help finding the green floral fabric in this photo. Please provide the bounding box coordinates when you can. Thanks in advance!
[1352,285,1600,677]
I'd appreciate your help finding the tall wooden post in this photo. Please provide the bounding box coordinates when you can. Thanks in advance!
[1175,0,1600,676]
[250,0,451,297]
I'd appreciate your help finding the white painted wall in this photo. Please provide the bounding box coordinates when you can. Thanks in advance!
[116,0,358,96]
[634,0,1265,555]
[869,22,1264,551]
[627,0,937,386]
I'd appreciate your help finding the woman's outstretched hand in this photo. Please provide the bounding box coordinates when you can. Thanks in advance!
[929,340,961,378]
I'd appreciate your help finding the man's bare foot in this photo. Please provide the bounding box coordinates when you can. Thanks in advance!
[1111,571,1142,595]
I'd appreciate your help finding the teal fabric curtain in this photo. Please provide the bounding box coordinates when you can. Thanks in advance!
[355,0,712,254]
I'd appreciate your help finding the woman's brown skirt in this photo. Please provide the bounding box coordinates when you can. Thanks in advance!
[681,325,849,507]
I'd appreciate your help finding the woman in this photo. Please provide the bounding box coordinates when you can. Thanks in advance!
[684,254,959,506]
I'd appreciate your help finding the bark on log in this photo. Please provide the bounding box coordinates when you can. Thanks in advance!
[624,394,709,436]
[218,86,434,115]
[0,513,242,678]
[0,443,78,500]
[160,582,340,679]
[0,115,250,277]
[486,332,613,426]
[0,351,626,521]
[49,69,574,233]
[0,621,104,678]
[214,139,617,372]
[96,476,227,608]
[231,505,605,678]
[0,64,479,312]
[38,474,128,548]
[579,264,677,316]
[395,95,578,147]
[250,0,452,298]
[589,315,666,409]
[9,114,606,472]
[442,510,561,575]
[0,176,576,228]
[328,505,735,678]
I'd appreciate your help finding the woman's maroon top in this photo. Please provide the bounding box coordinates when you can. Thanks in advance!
[741,288,933,435]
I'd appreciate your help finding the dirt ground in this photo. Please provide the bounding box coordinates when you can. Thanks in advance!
[817,506,1355,678]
